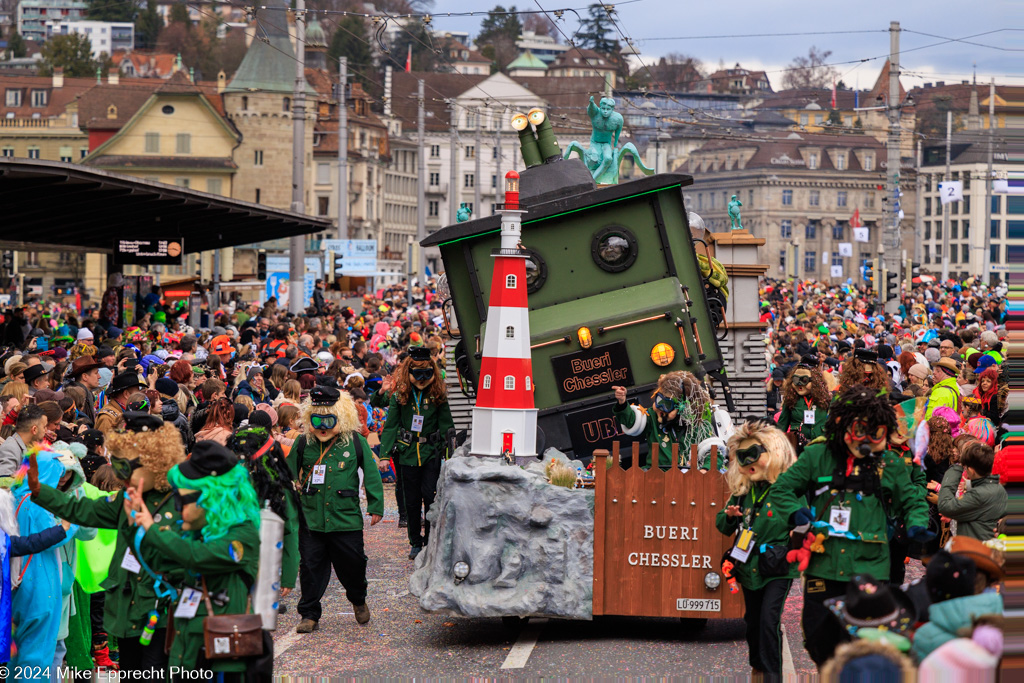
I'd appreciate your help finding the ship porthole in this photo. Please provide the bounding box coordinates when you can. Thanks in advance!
[591,226,638,273]
[524,249,547,293]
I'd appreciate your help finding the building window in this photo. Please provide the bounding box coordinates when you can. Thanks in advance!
[865,192,875,209]
[779,249,786,271]
[144,132,159,153]
[814,114,823,124]
[991,196,1002,214]
[951,220,958,240]
[1,147,12,157]
[282,96,290,112]
[935,244,942,258]
[255,188,261,203]
[505,274,516,289]
[748,188,754,208]
[30,89,47,107]
[924,197,931,216]
[313,163,328,185]
[782,189,793,206]
[832,223,844,240]
[835,154,846,170]
[206,178,222,195]
[950,247,958,264]
[799,113,808,126]
[492,146,498,160]
[464,202,474,215]
[832,251,842,266]
[809,190,820,207]
[964,195,970,213]
[464,174,474,188]
[482,375,491,390]
[863,154,874,171]
[837,191,847,207]
[991,220,1001,238]
[491,174,497,188]
[174,177,190,188]
[27,148,39,159]
[804,251,816,273]
[254,150,263,166]
[80,148,88,158]
[505,326,515,339]
[429,172,439,186]
[504,376,515,391]
[697,193,703,211]
[962,244,970,264]
[465,146,475,159]
[935,222,942,240]
[808,153,818,170]
[176,133,191,154]
[428,200,439,217]
[991,244,1001,264]
[780,220,792,239]
[5,89,21,107]
[317,196,329,216]
[430,144,440,158]
[525,376,531,390]
[925,222,931,240]
[25,252,39,266]
[241,96,248,110]
[1009,196,1024,214]
[806,222,817,239]
[1011,220,1024,238]
[924,245,930,263]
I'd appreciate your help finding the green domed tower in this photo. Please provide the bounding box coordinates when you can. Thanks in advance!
[305,15,328,70]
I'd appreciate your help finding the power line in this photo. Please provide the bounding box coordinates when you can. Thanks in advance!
[637,30,887,41]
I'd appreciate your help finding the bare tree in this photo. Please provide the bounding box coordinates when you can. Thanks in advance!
[640,52,703,91]
[781,46,838,90]
[523,12,557,40]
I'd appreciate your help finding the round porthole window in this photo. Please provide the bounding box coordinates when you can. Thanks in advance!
[161,105,175,115]
[591,226,638,273]
[524,249,547,293]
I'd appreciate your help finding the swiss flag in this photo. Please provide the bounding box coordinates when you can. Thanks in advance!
[850,209,861,228]
[405,44,412,72]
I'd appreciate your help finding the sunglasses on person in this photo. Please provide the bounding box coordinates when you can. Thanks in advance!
[410,367,435,382]
[310,414,338,430]
[791,374,812,387]
[849,420,888,444]
[173,489,201,512]
[736,443,766,467]
[110,456,143,481]
[341,354,353,361]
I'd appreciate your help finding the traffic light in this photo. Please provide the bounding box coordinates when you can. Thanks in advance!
[1,251,12,273]
[256,252,267,281]
[864,258,878,295]
[333,252,345,278]
[885,270,899,302]
[905,259,920,290]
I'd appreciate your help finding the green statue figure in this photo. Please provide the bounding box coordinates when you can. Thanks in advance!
[456,203,471,222]
[727,195,743,230]
[564,96,653,185]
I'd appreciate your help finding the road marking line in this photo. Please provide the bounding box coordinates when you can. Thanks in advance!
[273,628,305,659]
[781,623,796,681]
[501,618,548,670]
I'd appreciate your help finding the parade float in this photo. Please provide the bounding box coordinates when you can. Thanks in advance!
[410,103,771,625]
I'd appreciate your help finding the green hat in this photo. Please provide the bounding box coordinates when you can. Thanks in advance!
[154,311,166,323]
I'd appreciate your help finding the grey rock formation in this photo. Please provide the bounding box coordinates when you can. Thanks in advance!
[409,450,595,619]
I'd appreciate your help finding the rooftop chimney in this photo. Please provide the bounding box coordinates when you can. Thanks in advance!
[108,70,119,86]
[52,67,64,89]
[217,70,226,93]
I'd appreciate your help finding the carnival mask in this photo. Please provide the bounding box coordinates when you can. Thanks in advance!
[736,440,767,481]
[845,419,888,458]
[411,367,435,385]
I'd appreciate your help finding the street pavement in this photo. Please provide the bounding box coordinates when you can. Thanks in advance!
[272,484,920,677]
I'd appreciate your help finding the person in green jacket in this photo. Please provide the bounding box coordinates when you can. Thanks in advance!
[125,444,262,677]
[379,347,454,560]
[295,386,384,634]
[29,412,185,674]
[611,371,718,470]
[715,421,799,682]
[775,357,829,453]
[937,441,1006,541]
[770,386,932,668]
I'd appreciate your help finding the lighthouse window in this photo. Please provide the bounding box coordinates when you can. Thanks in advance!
[504,376,515,391]
[591,226,638,273]
[506,274,517,289]
[525,376,531,390]
[505,326,515,339]
[482,375,491,390]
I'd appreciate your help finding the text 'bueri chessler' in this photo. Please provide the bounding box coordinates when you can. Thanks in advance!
[627,526,713,569]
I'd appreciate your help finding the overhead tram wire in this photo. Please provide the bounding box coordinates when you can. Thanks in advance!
[252,0,645,20]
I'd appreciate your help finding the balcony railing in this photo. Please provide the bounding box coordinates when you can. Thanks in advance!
[426,182,447,194]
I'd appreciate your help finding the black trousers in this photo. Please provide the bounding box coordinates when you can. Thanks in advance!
[741,579,792,680]
[90,592,107,646]
[889,535,909,587]
[297,528,368,621]
[116,627,167,674]
[801,577,851,667]
[394,461,406,519]
[399,457,442,548]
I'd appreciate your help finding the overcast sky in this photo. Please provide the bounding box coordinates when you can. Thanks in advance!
[424,0,1024,87]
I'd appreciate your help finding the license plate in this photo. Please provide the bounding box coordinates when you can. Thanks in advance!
[676,598,720,612]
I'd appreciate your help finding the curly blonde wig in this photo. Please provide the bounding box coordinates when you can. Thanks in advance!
[105,423,186,491]
[725,420,796,496]
[300,392,361,439]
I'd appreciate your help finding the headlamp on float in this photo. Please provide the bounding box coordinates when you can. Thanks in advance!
[704,571,721,590]
[651,342,675,367]
[577,327,593,349]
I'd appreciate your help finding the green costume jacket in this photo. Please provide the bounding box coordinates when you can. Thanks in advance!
[937,465,1007,541]
[33,484,181,638]
[296,433,384,533]
[142,522,259,673]
[769,442,929,582]
[379,393,454,467]
[715,481,799,590]
[279,493,299,590]
[611,402,713,469]
[775,398,827,443]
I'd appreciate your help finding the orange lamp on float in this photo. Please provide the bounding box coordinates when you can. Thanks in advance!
[651,342,675,366]
[577,326,593,349]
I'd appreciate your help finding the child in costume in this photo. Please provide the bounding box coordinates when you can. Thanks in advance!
[715,422,799,682]
[379,347,453,560]
[293,387,383,633]
[770,385,931,667]
[775,356,829,453]
[612,371,719,469]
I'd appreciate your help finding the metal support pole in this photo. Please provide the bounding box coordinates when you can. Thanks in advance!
[474,107,481,218]
[981,78,995,283]
[416,79,426,290]
[883,20,901,313]
[448,100,458,225]
[494,109,503,204]
[337,56,348,240]
[212,248,221,308]
[288,0,307,314]
[914,140,922,267]
[407,239,414,307]
[941,110,951,282]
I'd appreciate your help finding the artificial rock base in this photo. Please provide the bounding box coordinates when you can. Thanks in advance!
[409,449,595,619]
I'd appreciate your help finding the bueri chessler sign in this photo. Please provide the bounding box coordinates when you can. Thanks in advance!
[628,524,713,569]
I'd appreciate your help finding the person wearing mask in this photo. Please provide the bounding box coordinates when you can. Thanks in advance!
[0,403,47,478]
[926,358,962,419]
[775,358,829,453]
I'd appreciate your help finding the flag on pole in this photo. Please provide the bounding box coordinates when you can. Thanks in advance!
[850,208,861,228]
[831,79,836,109]
[405,44,412,72]
[938,180,963,205]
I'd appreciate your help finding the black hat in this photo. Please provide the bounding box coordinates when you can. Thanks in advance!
[248,410,273,429]
[408,346,432,362]
[902,550,977,624]
[310,386,340,406]
[854,348,878,364]
[289,357,318,374]
[835,340,851,353]
[177,440,239,480]
[22,364,51,385]
[825,573,916,635]
[82,428,104,451]
[108,372,146,395]
[771,368,785,381]
[877,344,894,360]
[233,403,249,426]
[123,412,163,432]
[96,346,115,360]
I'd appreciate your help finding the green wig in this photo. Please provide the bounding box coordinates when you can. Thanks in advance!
[167,463,261,542]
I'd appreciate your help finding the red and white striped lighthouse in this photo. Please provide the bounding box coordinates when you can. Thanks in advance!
[471,170,538,459]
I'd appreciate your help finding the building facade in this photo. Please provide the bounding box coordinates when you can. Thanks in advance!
[17,0,87,42]
[46,20,134,57]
